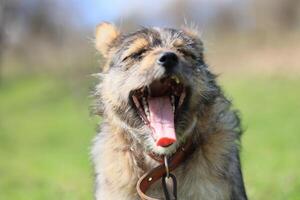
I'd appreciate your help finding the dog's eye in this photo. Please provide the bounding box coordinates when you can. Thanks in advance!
[123,49,147,62]
[177,49,197,60]
[131,49,147,60]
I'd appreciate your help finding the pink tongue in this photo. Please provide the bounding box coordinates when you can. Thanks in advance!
[148,96,177,147]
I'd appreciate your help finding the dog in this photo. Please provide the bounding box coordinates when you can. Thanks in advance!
[91,22,247,200]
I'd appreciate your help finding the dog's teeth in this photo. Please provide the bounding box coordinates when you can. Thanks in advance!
[147,86,151,96]
[171,75,180,84]
[145,107,150,118]
[178,90,186,108]
[144,105,150,118]
[132,95,141,108]
[141,118,146,124]
[142,96,147,106]
[142,96,150,118]
[171,95,175,112]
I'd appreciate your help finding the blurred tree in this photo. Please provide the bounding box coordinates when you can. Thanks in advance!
[253,0,300,33]
[0,0,25,76]
[1,0,299,79]
[0,0,91,76]
[0,1,7,82]
[279,0,300,30]
[0,4,3,82]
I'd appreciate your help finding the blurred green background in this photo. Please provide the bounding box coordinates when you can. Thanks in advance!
[0,0,299,199]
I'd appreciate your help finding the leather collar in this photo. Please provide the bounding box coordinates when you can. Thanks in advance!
[136,137,196,200]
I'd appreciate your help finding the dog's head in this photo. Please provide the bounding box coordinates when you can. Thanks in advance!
[95,23,219,155]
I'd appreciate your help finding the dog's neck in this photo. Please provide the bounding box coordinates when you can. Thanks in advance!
[106,126,200,177]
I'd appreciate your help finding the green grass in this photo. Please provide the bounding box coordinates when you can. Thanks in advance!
[221,76,300,200]
[0,76,96,200]
[0,75,299,199]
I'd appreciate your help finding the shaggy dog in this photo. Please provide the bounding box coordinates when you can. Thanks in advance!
[91,22,247,200]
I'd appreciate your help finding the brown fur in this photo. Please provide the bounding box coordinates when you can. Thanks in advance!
[92,23,247,200]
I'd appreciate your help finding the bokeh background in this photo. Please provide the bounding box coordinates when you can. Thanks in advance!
[0,0,299,199]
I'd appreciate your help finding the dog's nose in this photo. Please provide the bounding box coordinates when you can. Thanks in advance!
[158,52,178,70]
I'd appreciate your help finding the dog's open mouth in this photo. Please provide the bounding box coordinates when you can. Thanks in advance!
[131,75,186,147]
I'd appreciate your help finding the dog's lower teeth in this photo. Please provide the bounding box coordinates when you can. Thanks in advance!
[171,95,175,112]
[178,90,186,108]
[144,105,150,118]
[132,77,186,124]
[142,97,147,109]
[142,96,150,118]
[145,108,150,118]
[141,118,147,124]
[147,86,151,96]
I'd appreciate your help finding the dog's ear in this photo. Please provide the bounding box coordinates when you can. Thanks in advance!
[181,26,201,40]
[182,25,203,47]
[95,22,120,57]
[182,26,204,61]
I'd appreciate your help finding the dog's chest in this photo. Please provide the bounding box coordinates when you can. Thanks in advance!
[146,156,230,200]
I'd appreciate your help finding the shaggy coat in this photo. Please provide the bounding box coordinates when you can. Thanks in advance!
[92,22,247,200]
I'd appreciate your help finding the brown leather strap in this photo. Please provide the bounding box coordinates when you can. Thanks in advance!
[136,138,195,200]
